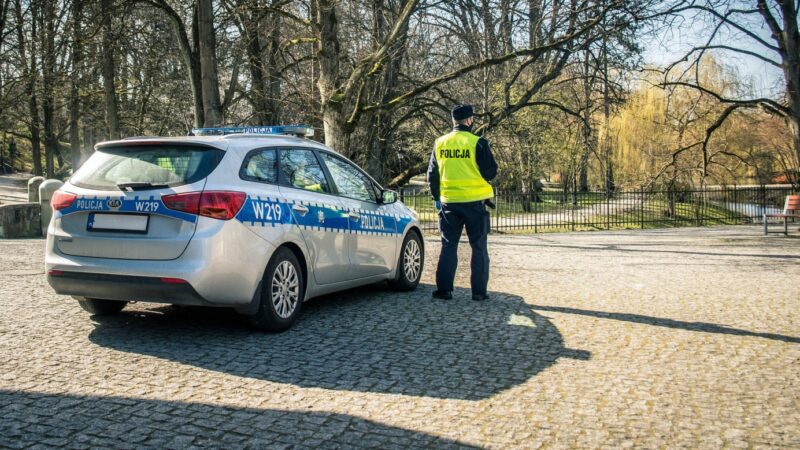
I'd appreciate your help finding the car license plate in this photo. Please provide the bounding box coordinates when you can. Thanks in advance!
[87,213,149,233]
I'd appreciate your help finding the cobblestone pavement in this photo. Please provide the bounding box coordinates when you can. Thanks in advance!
[1,226,799,449]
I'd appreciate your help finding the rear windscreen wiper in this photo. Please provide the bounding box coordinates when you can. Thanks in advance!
[116,182,169,191]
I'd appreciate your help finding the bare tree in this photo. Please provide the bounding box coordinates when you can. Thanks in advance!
[658,0,800,180]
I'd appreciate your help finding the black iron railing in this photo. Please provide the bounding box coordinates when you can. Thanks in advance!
[399,185,797,233]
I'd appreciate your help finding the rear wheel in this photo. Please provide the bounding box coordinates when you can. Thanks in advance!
[249,247,304,332]
[388,231,423,291]
[74,297,127,316]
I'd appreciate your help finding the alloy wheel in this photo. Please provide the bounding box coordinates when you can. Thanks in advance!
[403,239,421,282]
[271,260,299,319]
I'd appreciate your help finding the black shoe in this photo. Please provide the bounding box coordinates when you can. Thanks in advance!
[472,294,490,301]
[432,290,452,300]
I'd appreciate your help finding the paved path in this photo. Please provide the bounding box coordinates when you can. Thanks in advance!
[0,174,31,205]
[1,226,798,448]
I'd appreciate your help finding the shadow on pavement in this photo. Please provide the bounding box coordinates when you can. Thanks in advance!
[88,284,590,401]
[531,305,800,344]
[0,390,479,448]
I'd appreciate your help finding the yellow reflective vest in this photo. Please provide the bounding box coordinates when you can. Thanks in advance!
[434,131,494,203]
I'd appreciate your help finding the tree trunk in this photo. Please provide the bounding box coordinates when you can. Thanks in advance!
[528,0,541,47]
[0,0,9,53]
[363,0,409,180]
[82,125,94,161]
[518,150,531,212]
[601,19,614,195]
[40,0,57,177]
[27,74,42,176]
[364,113,389,181]
[0,133,5,174]
[315,0,344,150]
[243,4,281,125]
[8,138,17,172]
[101,0,120,140]
[578,50,591,192]
[189,5,204,128]
[245,8,269,124]
[266,12,281,123]
[16,0,42,176]
[0,1,7,173]
[197,0,222,126]
[789,118,800,182]
[314,0,417,159]
[323,106,350,155]
[68,0,83,170]
[779,8,800,174]
[499,0,512,53]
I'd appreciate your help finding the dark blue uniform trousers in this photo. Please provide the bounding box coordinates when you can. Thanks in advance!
[436,200,490,295]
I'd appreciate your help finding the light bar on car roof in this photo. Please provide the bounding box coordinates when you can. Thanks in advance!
[190,125,314,138]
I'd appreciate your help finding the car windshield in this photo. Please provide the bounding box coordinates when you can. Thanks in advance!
[71,145,225,190]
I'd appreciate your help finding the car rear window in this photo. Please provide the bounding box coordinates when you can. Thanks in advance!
[71,145,225,190]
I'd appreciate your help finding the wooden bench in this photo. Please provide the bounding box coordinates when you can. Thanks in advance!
[764,195,800,235]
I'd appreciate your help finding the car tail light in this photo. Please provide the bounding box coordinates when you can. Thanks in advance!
[160,277,188,284]
[51,191,77,211]
[198,191,247,219]
[163,191,246,220]
[162,192,201,215]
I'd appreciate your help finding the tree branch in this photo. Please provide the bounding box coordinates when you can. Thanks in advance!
[662,81,792,116]
[363,14,603,113]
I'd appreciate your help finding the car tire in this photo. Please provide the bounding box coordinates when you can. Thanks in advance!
[74,297,127,316]
[249,247,304,332]
[388,230,423,291]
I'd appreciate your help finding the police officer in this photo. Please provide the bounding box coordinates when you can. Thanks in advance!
[427,104,497,301]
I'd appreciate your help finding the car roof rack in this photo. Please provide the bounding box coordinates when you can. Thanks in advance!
[190,125,315,138]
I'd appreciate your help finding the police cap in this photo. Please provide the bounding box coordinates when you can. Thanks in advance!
[451,104,474,121]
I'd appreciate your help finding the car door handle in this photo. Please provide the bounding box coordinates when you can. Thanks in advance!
[292,204,309,216]
[348,211,360,220]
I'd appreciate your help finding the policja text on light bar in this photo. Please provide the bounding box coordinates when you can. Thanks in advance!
[190,125,315,138]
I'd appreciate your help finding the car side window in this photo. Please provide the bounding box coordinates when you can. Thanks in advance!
[240,149,278,184]
[278,149,331,194]
[319,152,377,202]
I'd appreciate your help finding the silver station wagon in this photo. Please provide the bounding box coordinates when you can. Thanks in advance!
[45,126,424,331]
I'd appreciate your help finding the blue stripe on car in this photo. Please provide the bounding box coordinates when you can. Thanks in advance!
[56,195,198,223]
[236,196,412,235]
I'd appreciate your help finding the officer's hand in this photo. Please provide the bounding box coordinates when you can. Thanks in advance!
[434,200,441,211]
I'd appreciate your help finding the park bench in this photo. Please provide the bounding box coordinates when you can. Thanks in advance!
[763,195,800,235]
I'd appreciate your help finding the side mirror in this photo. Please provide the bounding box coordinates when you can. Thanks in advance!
[381,190,398,204]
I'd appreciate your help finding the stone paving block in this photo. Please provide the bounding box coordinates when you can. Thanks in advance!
[0,227,798,448]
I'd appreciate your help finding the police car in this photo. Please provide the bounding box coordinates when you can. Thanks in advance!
[45,126,424,331]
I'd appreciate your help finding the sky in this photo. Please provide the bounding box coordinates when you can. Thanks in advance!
[640,9,786,99]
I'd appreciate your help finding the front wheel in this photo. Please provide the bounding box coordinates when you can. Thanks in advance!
[74,297,127,316]
[249,247,304,332]
[388,231,424,291]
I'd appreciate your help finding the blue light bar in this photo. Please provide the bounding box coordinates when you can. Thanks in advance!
[191,125,314,138]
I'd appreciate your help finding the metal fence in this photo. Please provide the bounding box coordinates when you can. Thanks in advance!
[399,185,798,233]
